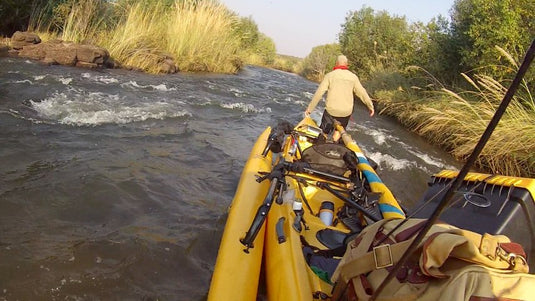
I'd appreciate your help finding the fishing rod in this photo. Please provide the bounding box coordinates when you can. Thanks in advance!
[370,39,535,301]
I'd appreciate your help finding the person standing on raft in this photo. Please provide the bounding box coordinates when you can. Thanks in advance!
[304,55,375,142]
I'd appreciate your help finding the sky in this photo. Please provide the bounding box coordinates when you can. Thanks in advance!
[219,0,456,58]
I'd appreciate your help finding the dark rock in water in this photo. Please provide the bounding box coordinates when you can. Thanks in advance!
[11,31,41,50]
[0,44,8,57]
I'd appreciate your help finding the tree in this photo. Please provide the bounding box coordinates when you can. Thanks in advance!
[301,43,340,82]
[450,0,535,80]
[231,16,275,66]
[409,16,463,84]
[233,16,259,50]
[253,33,276,65]
[0,0,46,35]
[338,6,415,80]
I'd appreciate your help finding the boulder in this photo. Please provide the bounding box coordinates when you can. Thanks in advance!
[11,31,41,50]
[17,39,110,68]
[18,43,47,60]
[76,44,108,64]
[75,61,99,69]
[158,58,178,74]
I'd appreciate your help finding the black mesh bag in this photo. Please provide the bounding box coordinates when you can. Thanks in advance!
[300,143,357,177]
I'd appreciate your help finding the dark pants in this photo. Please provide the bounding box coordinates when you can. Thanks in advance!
[320,111,350,134]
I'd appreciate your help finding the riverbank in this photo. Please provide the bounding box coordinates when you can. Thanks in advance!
[368,66,535,178]
[0,0,276,74]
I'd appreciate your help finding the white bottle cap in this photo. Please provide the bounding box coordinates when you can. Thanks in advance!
[292,201,303,211]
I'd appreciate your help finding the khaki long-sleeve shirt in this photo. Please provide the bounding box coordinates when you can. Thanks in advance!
[307,69,373,117]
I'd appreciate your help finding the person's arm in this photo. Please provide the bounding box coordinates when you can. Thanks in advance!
[305,76,329,115]
[353,79,374,116]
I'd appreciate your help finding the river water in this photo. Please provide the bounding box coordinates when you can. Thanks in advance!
[0,58,460,300]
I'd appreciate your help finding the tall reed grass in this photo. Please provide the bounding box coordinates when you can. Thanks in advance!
[374,54,535,177]
[99,1,167,73]
[30,0,244,73]
[61,0,105,44]
[165,0,241,72]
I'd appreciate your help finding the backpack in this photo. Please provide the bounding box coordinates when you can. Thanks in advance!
[331,218,534,301]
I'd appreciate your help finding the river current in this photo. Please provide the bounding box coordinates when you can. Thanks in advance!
[0,57,460,300]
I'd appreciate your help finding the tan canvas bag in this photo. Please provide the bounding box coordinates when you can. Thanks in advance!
[331,218,534,301]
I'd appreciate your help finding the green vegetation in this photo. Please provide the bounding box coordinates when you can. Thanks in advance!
[374,59,534,177]
[0,0,39,36]
[339,7,415,81]
[270,54,303,74]
[300,44,339,82]
[450,0,535,82]
[4,0,277,73]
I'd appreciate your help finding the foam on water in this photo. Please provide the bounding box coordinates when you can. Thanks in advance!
[220,102,271,113]
[57,77,72,85]
[229,87,245,97]
[82,72,119,84]
[120,80,176,91]
[366,128,388,145]
[408,149,457,170]
[302,91,314,99]
[30,91,191,125]
[396,140,458,170]
[354,124,455,172]
[1,109,49,124]
[9,75,72,85]
[367,151,414,171]
[9,79,34,84]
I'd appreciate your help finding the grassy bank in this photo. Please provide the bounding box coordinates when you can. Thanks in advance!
[23,0,303,73]
[30,0,252,73]
[102,1,242,73]
[370,63,535,178]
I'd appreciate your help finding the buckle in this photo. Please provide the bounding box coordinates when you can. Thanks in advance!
[496,248,528,270]
[507,253,528,268]
[373,244,394,269]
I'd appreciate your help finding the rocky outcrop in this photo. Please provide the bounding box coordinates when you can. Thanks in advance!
[5,31,179,73]
[11,31,41,50]
[17,38,111,68]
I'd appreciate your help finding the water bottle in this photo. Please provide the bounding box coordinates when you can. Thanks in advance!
[319,201,334,226]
